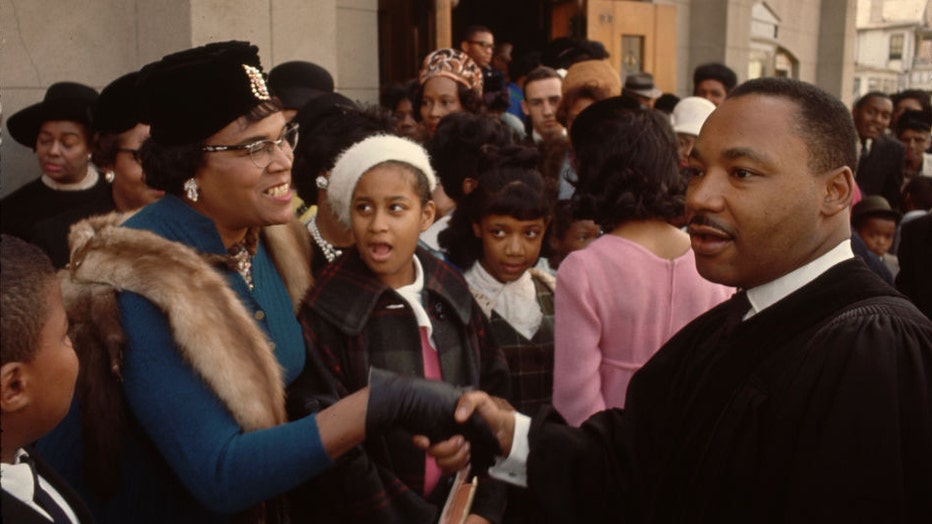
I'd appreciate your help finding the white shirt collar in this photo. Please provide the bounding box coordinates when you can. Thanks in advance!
[394,256,436,347]
[1,449,37,502]
[464,262,542,340]
[40,167,99,191]
[745,239,853,319]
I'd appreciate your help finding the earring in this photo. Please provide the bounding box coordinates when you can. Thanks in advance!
[105,171,116,183]
[184,178,200,202]
[315,175,329,190]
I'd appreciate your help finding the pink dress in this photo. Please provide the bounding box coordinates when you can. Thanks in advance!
[553,235,732,426]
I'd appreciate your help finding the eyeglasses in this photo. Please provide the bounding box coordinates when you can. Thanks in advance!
[469,41,495,51]
[116,148,141,163]
[201,123,299,169]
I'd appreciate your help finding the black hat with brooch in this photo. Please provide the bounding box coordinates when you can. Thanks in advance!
[137,40,273,146]
[7,82,99,149]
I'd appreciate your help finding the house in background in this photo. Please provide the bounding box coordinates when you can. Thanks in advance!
[854,0,932,97]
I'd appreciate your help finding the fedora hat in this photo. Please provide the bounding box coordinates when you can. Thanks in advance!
[623,72,662,99]
[7,82,99,148]
[851,195,902,225]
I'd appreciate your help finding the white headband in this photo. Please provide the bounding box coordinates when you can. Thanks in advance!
[328,134,437,227]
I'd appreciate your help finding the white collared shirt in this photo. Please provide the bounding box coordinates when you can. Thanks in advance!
[1,449,79,523]
[489,239,855,487]
[393,256,436,348]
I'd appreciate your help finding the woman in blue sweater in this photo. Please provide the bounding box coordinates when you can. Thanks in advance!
[37,41,484,523]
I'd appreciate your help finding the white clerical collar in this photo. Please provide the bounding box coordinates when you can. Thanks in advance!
[1,449,37,503]
[464,262,542,340]
[745,239,853,319]
[41,167,98,191]
[394,256,435,347]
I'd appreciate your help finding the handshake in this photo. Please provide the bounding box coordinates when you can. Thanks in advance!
[365,368,512,473]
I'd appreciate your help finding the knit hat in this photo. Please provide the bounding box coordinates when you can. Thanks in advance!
[561,59,621,97]
[94,72,142,135]
[268,60,334,110]
[419,48,483,95]
[137,41,272,146]
[8,82,99,148]
[328,134,437,227]
[671,96,717,137]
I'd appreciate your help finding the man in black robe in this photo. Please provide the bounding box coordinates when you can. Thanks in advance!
[446,78,932,522]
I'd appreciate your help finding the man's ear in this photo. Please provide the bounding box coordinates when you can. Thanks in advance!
[822,166,855,218]
[521,99,530,117]
[462,177,478,196]
[0,363,30,413]
[459,41,470,54]
[419,200,437,232]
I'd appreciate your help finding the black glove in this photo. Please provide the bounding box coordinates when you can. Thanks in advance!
[366,367,498,472]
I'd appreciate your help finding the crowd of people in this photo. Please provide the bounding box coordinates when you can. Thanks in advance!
[1,25,930,524]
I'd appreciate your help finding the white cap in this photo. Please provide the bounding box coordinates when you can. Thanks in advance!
[328,134,437,227]
[671,96,717,137]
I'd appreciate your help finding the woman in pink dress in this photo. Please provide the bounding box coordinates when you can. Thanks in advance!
[553,97,732,427]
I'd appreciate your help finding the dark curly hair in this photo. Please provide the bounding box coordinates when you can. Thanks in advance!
[412,81,485,122]
[440,145,553,269]
[426,112,518,202]
[291,102,394,204]
[140,100,282,196]
[570,97,684,231]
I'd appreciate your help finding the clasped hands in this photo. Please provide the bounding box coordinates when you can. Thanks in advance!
[365,368,517,474]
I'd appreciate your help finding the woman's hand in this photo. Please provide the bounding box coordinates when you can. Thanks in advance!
[412,434,470,474]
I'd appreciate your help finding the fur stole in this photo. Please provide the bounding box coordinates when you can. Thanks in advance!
[60,211,312,502]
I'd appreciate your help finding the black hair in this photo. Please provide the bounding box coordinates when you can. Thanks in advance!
[570,98,683,230]
[1,234,57,365]
[522,66,562,98]
[461,25,493,43]
[654,93,680,115]
[426,112,517,202]
[892,89,932,113]
[556,85,613,127]
[692,63,738,93]
[730,78,858,174]
[292,103,394,204]
[543,38,609,70]
[904,176,932,210]
[853,91,892,112]
[380,80,417,111]
[896,108,932,136]
[412,81,485,122]
[440,145,554,269]
[366,160,433,207]
[508,51,542,82]
[140,99,282,195]
[92,131,123,168]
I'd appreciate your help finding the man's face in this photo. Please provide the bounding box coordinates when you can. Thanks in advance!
[685,94,831,289]
[694,79,728,106]
[853,96,893,141]
[898,128,931,166]
[522,77,565,140]
[892,97,923,129]
[461,31,494,68]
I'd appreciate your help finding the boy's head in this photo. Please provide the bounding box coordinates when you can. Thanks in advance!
[851,196,901,257]
[1,235,78,459]
[329,135,437,288]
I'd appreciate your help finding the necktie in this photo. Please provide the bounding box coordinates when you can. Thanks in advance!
[22,455,72,523]
[857,139,869,176]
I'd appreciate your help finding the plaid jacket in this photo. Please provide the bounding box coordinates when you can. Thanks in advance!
[289,248,510,523]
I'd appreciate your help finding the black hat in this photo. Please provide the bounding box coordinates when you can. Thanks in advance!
[94,72,142,135]
[693,63,738,92]
[268,61,335,110]
[623,73,662,99]
[851,195,902,225]
[292,91,357,130]
[137,41,272,146]
[7,82,99,148]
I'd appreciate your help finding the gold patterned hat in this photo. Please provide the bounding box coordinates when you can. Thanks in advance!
[418,48,483,95]
[137,41,272,146]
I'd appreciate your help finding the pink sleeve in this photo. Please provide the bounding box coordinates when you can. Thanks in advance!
[553,254,607,427]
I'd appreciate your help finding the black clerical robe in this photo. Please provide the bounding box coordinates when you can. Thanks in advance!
[527,259,932,523]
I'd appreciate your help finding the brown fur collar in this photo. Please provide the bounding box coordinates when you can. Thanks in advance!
[63,211,312,431]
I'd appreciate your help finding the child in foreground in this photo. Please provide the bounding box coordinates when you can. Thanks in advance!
[293,134,510,523]
[1,234,93,523]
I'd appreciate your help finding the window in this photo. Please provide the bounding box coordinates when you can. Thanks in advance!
[890,34,904,60]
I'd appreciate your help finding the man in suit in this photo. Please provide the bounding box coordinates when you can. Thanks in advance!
[445,78,932,522]
[853,91,906,209]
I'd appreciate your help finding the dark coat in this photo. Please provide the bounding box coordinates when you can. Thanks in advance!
[896,212,932,319]
[291,248,510,523]
[525,259,932,523]
[1,447,95,524]
[0,173,110,242]
[857,134,906,209]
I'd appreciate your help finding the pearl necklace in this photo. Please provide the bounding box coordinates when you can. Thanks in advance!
[307,215,343,263]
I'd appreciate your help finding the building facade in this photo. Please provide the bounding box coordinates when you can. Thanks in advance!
[854,0,932,99]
